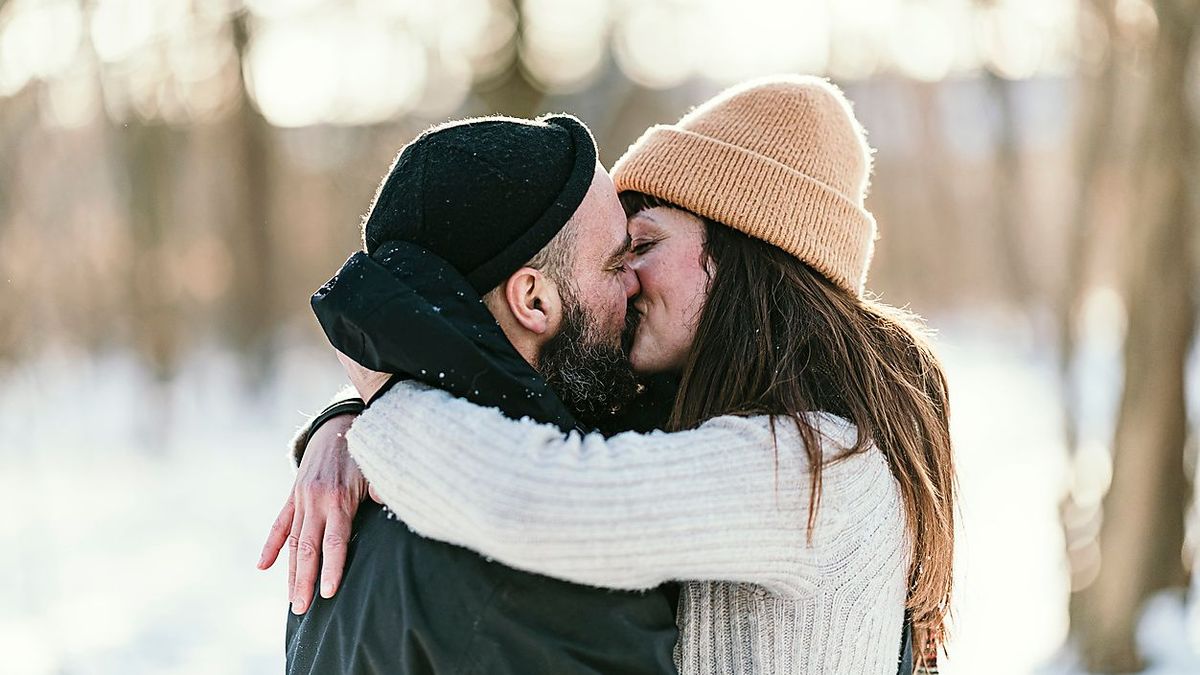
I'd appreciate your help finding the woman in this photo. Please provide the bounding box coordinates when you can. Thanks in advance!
[345,76,954,673]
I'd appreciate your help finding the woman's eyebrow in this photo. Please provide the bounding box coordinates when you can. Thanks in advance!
[626,212,657,238]
[630,210,658,226]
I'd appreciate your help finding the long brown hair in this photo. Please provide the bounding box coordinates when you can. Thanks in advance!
[622,192,956,662]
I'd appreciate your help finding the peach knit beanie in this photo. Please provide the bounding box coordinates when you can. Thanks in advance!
[611,75,877,298]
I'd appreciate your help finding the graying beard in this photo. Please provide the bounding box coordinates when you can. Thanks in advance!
[539,289,638,424]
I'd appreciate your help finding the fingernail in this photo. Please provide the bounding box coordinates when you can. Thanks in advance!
[321,581,333,597]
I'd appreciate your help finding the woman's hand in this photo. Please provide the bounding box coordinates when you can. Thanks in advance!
[336,350,392,402]
[258,413,378,614]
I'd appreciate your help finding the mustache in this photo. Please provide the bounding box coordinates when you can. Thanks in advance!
[621,302,642,355]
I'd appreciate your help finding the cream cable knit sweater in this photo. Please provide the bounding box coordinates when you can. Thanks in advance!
[346,382,911,674]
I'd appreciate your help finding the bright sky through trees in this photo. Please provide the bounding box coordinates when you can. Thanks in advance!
[0,0,1079,128]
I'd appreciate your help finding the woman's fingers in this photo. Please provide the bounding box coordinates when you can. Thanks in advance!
[258,496,295,570]
[286,501,304,608]
[268,412,369,612]
[319,509,352,598]
[290,508,326,615]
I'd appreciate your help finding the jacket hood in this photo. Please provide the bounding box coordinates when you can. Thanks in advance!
[311,240,577,432]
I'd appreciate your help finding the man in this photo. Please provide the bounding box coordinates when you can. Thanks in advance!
[259,114,679,674]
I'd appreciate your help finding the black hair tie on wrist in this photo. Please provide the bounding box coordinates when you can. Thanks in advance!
[302,398,367,451]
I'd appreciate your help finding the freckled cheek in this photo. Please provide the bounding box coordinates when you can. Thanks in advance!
[657,255,698,310]
[673,267,709,328]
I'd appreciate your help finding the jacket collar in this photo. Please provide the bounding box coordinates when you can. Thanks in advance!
[311,241,579,433]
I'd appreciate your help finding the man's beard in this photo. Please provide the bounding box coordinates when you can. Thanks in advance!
[537,287,641,429]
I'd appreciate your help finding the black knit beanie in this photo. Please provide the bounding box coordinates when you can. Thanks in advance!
[361,113,599,294]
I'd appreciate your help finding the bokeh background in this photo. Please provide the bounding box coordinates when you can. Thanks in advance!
[2,0,1199,673]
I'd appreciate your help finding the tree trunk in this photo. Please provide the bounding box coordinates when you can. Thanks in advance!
[983,69,1036,308]
[1075,1,1198,670]
[911,79,962,305]
[116,119,181,452]
[121,121,181,383]
[1060,0,1119,634]
[471,0,543,118]
[1057,0,1119,462]
[0,86,38,365]
[228,7,277,385]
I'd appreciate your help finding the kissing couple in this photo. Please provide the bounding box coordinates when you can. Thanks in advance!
[260,75,954,675]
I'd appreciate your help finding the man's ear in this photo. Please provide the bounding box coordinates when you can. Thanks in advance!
[499,267,561,336]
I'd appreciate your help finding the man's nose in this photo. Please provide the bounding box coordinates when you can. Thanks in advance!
[622,265,641,299]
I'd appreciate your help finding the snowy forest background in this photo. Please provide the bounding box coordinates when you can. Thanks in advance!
[3,0,1200,673]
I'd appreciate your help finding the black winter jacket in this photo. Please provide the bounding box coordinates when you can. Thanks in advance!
[286,242,680,675]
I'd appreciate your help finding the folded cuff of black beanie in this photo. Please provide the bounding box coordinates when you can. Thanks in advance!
[463,114,598,293]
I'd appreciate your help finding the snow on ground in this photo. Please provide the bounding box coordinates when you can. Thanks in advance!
[1,321,1197,674]
[0,345,345,675]
[933,323,1072,675]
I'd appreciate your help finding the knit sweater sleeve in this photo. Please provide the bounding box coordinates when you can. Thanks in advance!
[347,381,892,599]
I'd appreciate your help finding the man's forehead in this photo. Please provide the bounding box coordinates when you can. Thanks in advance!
[574,201,627,262]
[563,167,619,240]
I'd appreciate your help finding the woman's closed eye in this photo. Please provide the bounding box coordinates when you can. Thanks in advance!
[630,239,658,257]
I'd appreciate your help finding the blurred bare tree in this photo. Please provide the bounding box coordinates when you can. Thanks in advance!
[226,6,277,385]
[1058,0,1120,642]
[473,0,542,118]
[119,120,182,383]
[0,86,36,366]
[1072,0,1199,670]
[982,68,1036,309]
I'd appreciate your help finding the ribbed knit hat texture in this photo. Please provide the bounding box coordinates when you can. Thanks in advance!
[362,113,598,294]
[612,75,877,297]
